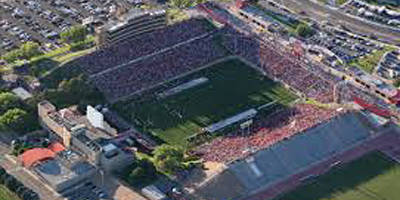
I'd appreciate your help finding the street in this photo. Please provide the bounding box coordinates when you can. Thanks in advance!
[272,0,400,44]
[0,139,64,200]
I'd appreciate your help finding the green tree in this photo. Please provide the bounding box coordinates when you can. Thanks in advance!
[21,189,39,200]
[124,158,157,187]
[1,42,41,63]
[2,49,22,63]
[153,144,184,174]
[0,168,6,185]
[169,0,193,8]
[394,79,400,88]
[296,24,314,38]
[4,176,18,192]
[19,42,41,59]
[60,25,88,44]
[55,74,103,108]
[0,92,21,114]
[0,108,29,133]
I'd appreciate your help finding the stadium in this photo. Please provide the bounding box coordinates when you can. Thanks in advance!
[75,16,340,147]
[67,8,400,200]
[112,58,296,147]
[76,18,307,147]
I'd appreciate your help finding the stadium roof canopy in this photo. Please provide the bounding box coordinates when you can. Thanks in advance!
[20,148,56,168]
[196,112,373,200]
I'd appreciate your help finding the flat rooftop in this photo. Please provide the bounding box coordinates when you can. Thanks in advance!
[12,87,32,100]
[34,158,95,187]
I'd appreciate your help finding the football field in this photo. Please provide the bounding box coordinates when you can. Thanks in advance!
[275,152,400,200]
[114,58,297,147]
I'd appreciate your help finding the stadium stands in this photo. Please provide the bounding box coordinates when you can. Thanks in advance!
[198,112,373,200]
[77,18,340,104]
[195,104,344,162]
[91,34,226,102]
[220,27,336,103]
[79,18,213,75]
[98,9,167,46]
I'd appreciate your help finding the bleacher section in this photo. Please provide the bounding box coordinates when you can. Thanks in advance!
[97,9,166,46]
[198,112,373,200]
[91,34,226,102]
[81,19,212,76]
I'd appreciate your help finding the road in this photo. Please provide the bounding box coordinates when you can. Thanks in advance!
[0,139,64,200]
[272,0,400,44]
[91,172,148,200]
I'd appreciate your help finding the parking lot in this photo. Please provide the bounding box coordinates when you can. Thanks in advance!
[0,0,142,55]
[377,50,400,79]
[62,181,111,200]
[308,26,384,64]
[342,0,400,29]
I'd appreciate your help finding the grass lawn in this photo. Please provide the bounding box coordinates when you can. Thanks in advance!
[336,0,348,5]
[166,8,189,24]
[275,151,400,200]
[0,185,20,200]
[114,58,297,147]
[39,59,84,89]
[349,46,396,73]
[53,47,94,64]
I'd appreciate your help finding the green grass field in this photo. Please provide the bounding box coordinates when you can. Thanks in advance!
[275,152,400,200]
[0,185,20,200]
[114,58,297,147]
[349,46,396,73]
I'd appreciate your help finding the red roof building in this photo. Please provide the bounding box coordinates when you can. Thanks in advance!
[20,148,56,168]
[48,142,66,153]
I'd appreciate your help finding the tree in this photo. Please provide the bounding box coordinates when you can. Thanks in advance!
[1,42,41,63]
[153,145,184,174]
[2,49,22,63]
[124,158,157,187]
[0,168,6,184]
[0,92,21,115]
[0,168,6,176]
[54,74,103,108]
[169,0,193,8]
[0,108,29,133]
[296,24,314,38]
[19,42,41,59]
[21,189,39,200]
[394,79,400,88]
[4,176,18,192]
[60,25,88,44]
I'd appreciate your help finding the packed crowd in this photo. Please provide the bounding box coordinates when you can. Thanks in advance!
[261,44,336,103]
[305,80,334,103]
[221,27,261,65]
[82,22,338,104]
[220,27,336,103]
[195,104,344,162]
[92,35,226,102]
[78,19,213,75]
